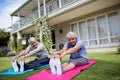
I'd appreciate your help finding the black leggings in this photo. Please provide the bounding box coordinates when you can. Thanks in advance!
[17,57,50,71]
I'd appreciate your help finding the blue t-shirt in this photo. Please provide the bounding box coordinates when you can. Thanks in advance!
[64,39,88,60]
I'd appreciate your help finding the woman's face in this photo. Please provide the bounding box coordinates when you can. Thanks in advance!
[30,41,38,48]
[67,37,77,46]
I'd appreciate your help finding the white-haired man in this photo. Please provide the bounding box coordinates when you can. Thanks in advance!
[12,37,50,72]
[49,31,88,75]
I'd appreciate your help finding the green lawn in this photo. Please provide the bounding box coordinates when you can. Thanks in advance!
[0,52,120,80]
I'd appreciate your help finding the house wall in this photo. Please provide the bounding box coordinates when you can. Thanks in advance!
[52,21,70,50]
[53,3,120,52]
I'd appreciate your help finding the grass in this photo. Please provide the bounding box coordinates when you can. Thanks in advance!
[0,52,120,80]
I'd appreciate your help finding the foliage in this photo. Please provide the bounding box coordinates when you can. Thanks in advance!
[0,29,10,46]
[7,51,16,57]
[33,15,52,51]
[0,46,10,57]
[8,39,16,51]
[116,35,120,54]
[117,45,120,54]
[16,39,23,54]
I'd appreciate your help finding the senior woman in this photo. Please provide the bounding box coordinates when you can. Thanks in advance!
[49,31,88,75]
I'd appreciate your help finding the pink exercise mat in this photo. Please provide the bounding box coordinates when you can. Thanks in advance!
[25,60,97,80]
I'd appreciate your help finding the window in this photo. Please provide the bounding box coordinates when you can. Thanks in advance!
[87,19,96,39]
[108,12,120,43]
[79,21,88,46]
[97,16,108,44]
[108,12,120,36]
[70,11,120,47]
[71,23,78,34]
[87,19,97,45]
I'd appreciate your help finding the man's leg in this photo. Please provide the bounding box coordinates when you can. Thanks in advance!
[25,57,50,70]
[20,60,24,72]
[11,60,20,72]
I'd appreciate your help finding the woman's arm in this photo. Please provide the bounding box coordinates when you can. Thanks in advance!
[60,46,80,58]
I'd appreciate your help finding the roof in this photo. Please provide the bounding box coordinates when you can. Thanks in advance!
[11,0,38,17]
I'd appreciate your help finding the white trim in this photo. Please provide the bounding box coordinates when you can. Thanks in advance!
[95,17,99,45]
[85,20,89,47]
[43,0,46,15]
[49,0,92,18]
[77,22,80,39]
[59,0,62,8]
[105,14,111,46]
[17,31,22,39]
[37,0,41,18]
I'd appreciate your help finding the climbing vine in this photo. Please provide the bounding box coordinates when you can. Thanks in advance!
[33,15,52,52]
[16,39,23,54]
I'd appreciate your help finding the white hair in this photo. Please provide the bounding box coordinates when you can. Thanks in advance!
[66,31,77,38]
[28,37,36,43]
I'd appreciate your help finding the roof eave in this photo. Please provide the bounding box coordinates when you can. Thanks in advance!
[10,0,32,16]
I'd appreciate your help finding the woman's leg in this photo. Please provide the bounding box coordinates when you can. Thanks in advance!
[63,58,88,72]
[62,63,69,67]
[49,58,56,74]
[54,58,62,75]
[63,62,75,72]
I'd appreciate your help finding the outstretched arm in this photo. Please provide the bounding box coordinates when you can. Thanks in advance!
[12,48,30,62]
[19,47,40,60]
[59,45,80,58]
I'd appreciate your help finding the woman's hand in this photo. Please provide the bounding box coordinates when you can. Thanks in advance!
[59,52,66,58]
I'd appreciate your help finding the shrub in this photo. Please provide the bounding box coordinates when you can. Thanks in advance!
[117,45,120,54]
[7,51,16,57]
[0,46,10,57]
[59,43,64,50]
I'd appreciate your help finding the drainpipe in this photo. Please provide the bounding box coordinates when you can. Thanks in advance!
[37,0,41,18]
[43,0,46,15]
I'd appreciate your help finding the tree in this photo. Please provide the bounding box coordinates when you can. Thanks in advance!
[0,28,10,56]
[0,29,10,46]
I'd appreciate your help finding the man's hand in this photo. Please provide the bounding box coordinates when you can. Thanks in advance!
[19,56,25,61]
[12,56,18,62]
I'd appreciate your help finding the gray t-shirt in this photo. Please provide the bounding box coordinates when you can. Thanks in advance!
[26,43,50,59]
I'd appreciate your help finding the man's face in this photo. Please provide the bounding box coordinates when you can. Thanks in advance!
[67,37,77,46]
[30,41,38,48]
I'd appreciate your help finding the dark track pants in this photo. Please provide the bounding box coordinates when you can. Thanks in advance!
[24,57,50,70]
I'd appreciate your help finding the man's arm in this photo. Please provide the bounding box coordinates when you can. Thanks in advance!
[12,47,30,61]
[24,47,41,58]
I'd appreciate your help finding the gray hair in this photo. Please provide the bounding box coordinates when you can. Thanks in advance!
[28,37,36,43]
[66,31,77,38]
